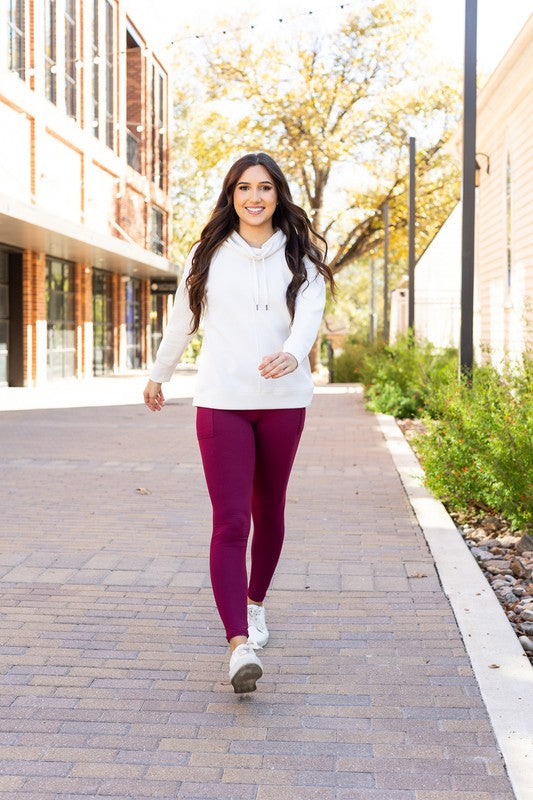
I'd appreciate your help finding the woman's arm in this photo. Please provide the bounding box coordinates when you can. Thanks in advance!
[148,247,197,384]
[281,259,326,365]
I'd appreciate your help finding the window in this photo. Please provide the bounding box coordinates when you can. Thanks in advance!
[126,278,142,369]
[93,269,114,375]
[505,153,512,289]
[8,0,25,79]
[92,0,99,136]
[150,66,166,189]
[44,0,57,104]
[126,25,143,171]
[0,254,8,386]
[151,207,164,255]
[46,258,76,380]
[103,0,115,149]
[65,0,77,118]
[158,72,165,190]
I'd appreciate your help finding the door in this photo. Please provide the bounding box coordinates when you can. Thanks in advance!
[46,258,76,380]
[126,277,142,369]
[93,268,114,375]
[0,253,8,386]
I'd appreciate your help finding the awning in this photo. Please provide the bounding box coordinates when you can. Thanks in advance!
[0,191,178,280]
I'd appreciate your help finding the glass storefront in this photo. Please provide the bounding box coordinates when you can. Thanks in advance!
[151,293,163,362]
[92,268,114,375]
[46,258,76,381]
[0,253,9,386]
[126,277,142,369]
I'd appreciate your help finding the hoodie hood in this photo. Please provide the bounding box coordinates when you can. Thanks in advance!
[224,230,287,311]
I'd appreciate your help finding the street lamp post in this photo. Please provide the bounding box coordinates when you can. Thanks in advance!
[368,254,377,344]
[408,136,416,336]
[460,0,478,378]
[383,201,389,343]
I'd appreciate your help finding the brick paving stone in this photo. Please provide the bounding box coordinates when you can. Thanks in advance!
[0,390,517,799]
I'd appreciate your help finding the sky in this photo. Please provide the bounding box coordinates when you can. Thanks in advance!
[136,0,532,77]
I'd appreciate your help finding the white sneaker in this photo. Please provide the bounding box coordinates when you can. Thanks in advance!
[229,643,263,694]
[247,603,269,648]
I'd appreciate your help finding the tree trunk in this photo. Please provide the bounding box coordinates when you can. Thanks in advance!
[309,335,320,373]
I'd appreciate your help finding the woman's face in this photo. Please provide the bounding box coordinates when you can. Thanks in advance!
[232,164,278,236]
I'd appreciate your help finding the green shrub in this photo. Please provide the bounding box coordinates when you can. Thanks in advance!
[360,334,457,419]
[415,353,533,530]
[332,341,371,382]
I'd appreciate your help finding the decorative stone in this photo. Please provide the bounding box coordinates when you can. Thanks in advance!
[511,558,531,579]
[519,622,533,636]
[484,560,511,574]
[516,532,533,554]
[499,535,521,547]
[471,547,494,560]
[519,636,533,652]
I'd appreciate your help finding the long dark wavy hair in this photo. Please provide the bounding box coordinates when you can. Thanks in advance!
[186,152,335,334]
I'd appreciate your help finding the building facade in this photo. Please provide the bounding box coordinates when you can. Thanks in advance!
[0,0,176,386]
[390,203,462,350]
[472,13,533,366]
[389,14,533,364]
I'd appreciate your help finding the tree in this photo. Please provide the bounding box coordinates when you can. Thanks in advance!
[170,0,462,349]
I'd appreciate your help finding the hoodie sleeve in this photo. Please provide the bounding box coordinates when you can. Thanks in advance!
[282,258,326,365]
[149,247,197,384]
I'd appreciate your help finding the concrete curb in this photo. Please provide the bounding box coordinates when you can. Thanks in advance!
[376,412,533,800]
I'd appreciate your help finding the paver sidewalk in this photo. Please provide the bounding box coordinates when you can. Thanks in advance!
[0,386,516,800]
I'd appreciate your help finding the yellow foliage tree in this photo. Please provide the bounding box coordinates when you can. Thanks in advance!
[170,1,462,345]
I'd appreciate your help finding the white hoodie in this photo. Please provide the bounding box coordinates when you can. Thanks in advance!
[149,229,326,409]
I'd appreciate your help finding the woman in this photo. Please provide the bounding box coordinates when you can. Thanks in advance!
[144,152,334,694]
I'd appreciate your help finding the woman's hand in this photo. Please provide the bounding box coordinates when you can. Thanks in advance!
[144,380,165,411]
[259,352,298,379]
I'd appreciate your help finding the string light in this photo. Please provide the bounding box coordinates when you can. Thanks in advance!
[174,1,355,45]
[6,1,355,76]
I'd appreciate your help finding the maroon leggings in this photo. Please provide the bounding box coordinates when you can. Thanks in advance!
[196,406,305,641]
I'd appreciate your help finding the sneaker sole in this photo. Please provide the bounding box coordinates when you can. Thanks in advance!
[231,663,263,694]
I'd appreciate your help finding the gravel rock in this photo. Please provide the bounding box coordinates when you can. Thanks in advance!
[484,560,511,574]
[519,622,533,636]
[470,547,495,560]
[457,514,533,665]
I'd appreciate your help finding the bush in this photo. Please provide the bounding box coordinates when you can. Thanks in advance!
[415,353,533,530]
[332,341,372,383]
[360,335,457,419]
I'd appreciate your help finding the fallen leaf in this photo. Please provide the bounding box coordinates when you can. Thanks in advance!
[135,487,151,495]
[488,664,500,669]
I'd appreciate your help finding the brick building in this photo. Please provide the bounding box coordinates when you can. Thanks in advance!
[0,0,176,386]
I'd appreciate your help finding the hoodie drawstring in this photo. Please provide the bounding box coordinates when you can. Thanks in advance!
[225,229,286,313]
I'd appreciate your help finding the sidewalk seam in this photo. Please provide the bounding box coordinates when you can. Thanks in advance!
[376,411,533,800]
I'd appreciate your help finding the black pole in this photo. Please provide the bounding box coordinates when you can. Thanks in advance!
[408,137,416,336]
[460,0,477,378]
[368,256,376,344]
[383,201,389,343]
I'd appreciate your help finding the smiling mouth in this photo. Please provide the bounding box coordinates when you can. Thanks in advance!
[245,207,265,215]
